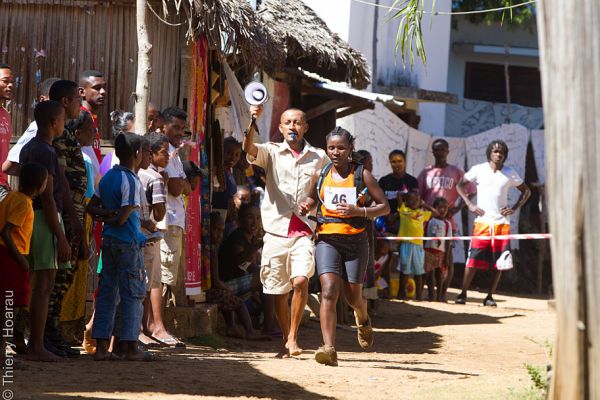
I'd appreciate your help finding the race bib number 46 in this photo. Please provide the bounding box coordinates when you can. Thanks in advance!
[323,186,357,210]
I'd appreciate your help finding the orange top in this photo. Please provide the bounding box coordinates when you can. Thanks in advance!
[318,166,365,235]
[0,191,34,254]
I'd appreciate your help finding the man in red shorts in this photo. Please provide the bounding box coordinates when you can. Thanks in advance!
[455,140,531,306]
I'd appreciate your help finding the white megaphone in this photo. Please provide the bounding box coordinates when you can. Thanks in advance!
[244,82,269,105]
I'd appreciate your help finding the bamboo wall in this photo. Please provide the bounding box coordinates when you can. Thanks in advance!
[0,0,186,138]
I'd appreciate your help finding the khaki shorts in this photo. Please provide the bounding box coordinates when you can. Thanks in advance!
[260,233,315,295]
[144,240,162,290]
[160,225,183,286]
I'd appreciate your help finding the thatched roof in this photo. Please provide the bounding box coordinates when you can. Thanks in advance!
[258,0,371,89]
[162,0,370,89]
[162,0,285,72]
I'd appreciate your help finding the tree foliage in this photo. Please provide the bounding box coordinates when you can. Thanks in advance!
[392,0,537,67]
[452,0,536,29]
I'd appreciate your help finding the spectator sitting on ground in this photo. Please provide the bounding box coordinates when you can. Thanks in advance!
[218,203,275,335]
[207,212,270,340]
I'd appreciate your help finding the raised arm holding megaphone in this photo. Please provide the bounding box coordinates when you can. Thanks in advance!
[241,86,328,359]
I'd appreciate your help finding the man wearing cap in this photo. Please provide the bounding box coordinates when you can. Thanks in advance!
[243,105,326,358]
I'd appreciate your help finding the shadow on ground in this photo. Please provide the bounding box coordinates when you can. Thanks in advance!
[14,348,334,400]
[373,299,525,331]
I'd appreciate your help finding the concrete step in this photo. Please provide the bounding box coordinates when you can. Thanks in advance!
[163,303,219,339]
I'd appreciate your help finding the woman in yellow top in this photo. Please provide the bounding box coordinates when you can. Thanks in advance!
[300,127,389,366]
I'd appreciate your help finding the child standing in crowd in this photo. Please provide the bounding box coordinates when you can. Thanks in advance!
[137,133,184,347]
[423,197,452,302]
[0,163,48,364]
[87,133,149,361]
[20,100,71,361]
[397,190,438,301]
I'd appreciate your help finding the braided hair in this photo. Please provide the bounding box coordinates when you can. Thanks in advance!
[326,126,360,163]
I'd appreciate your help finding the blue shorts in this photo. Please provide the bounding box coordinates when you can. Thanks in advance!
[316,231,369,284]
[397,242,425,275]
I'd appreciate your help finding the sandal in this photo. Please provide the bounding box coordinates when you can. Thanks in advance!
[83,330,96,355]
[315,345,338,367]
[151,335,186,348]
[355,312,374,349]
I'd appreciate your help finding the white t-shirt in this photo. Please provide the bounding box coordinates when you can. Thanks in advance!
[464,162,523,224]
[424,218,451,252]
[7,121,37,163]
[164,143,186,228]
[81,145,101,183]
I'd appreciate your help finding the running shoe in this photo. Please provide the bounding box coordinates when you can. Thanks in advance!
[483,295,497,307]
[315,345,338,366]
[355,312,374,349]
[455,293,467,304]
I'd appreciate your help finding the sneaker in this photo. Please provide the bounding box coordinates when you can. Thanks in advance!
[315,345,338,366]
[455,293,467,305]
[355,312,374,349]
[483,296,497,307]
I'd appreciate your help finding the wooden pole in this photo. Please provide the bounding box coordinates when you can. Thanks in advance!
[537,1,600,398]
[133,0,152,135]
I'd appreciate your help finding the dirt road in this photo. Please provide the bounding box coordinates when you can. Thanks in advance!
[11,289,554,400]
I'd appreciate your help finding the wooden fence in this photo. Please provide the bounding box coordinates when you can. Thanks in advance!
[0,0,187,138]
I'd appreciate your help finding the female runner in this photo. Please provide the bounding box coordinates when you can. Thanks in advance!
[299,127,389,366]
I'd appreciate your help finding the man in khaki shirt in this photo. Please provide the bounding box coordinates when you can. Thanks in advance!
[244,105,326,358]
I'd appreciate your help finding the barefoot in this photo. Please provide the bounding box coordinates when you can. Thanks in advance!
[27,348,65,362]
[285,340,303,356]
[275,348,290,359]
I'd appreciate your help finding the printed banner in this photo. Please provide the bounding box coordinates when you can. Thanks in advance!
[337,103,409,179]
[185,36,209,296]
[530,129,545,184]
[406,127,432,176]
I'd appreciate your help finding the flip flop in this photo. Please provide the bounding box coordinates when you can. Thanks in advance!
[151,335,186,348]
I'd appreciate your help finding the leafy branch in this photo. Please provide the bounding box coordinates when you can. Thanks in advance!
[389,0,432,67]
[391,0,537,68]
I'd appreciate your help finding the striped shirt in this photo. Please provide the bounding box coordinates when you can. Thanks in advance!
[138,165,166,224]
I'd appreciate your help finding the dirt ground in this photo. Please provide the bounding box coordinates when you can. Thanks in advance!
[9,289,554,400]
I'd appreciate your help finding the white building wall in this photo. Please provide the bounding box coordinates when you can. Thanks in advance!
[303,0,453,136]
[301,0,353,42]
[447,16,540,99]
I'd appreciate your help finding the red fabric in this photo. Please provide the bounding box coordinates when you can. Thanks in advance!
[286,147,312,238]
[0,108,12,187]
[287,214,312,238]
[81,105,102,163]
[466,222,511,271]
[0,245,30,307]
